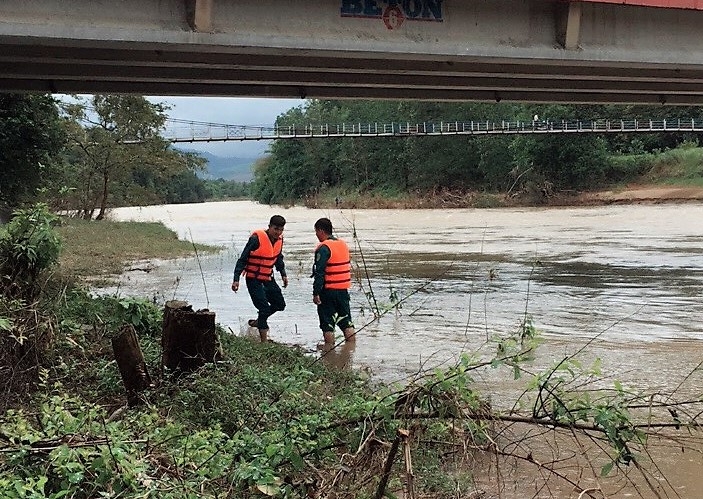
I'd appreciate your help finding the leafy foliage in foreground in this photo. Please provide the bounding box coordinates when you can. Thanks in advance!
[0,205,61,301]
[0,205,62,400]
[3,292,693,498]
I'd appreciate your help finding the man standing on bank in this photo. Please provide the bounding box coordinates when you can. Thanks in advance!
[232,215,288,342]
[312,217,355,345]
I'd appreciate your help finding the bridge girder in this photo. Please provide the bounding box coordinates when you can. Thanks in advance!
[2,0,703,104]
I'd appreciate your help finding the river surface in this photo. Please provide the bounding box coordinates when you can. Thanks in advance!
[109,200,703,497]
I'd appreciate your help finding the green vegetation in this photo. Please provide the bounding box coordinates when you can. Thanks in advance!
[643,141,703,186]
[0,94,66,221]
[0,93,216,221]
[202,178,252,200]
[2,205,702,498]
[255,100,703,206]
[58,95,208,219]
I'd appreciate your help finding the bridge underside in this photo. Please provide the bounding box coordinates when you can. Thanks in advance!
[2,0,703,104]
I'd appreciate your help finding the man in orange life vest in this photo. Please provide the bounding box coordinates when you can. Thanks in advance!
[312,217,355,345]
[231,215,288,342]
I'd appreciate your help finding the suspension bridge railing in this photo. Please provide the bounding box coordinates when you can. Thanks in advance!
[160,118,703,143]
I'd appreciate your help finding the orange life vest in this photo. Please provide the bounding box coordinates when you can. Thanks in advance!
[244,229,282,281]
[318,239,351,290]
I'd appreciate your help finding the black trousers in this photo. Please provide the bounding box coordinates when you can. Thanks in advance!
[245,277,285,330]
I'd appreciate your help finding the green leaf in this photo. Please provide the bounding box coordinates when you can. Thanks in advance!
[289,451,304,470]
[265,443,279,457]
[600,461,614,477]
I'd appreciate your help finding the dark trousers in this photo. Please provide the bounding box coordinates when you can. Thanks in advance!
[246,277,285,330]
[317,289,353,333]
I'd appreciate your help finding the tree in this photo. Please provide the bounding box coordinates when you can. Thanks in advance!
[0,94,66,221]
[511,133,611,192]
[61,95,205,218]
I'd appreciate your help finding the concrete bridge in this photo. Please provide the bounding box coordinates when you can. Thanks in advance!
[2,0,703,104]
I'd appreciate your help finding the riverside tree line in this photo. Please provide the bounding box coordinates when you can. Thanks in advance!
[255,100,703,205]
[2,93,702,220]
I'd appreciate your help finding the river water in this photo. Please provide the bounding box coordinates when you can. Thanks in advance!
[109,200,703,497]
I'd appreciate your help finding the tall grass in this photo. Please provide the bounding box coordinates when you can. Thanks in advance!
[645,143,703,186]
[56,217,220,278]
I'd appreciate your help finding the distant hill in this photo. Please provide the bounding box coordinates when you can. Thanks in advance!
[178,150,257,182]
[201,152,256,182]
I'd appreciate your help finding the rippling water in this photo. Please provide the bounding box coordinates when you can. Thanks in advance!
[109,201,703,378]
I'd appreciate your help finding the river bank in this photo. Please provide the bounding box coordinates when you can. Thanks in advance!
[301,183,703,210]
[54,183,703,282]
[55,217,220,282]
[570,184,703,204]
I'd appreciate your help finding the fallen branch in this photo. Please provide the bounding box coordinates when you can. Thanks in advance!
[374,428,407,499]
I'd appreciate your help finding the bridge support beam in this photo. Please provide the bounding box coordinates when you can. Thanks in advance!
[185,0,213,32]
[2,0,703,104]
[556,2,583,50]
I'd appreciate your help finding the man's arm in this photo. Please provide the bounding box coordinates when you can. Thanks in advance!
[312,244,331,298]
[274,251,288,288]
[274,252,286,278]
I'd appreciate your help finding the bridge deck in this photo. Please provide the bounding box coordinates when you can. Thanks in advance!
[161,118,703,143]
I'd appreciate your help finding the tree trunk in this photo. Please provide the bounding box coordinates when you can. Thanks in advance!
[161,300,221,374]
[96,170,109,220]
[111,325,152,406]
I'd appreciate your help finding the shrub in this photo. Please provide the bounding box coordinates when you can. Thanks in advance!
[0,204,63,406]
[0,204,61,301]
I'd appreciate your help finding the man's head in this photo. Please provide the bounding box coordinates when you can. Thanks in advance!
[267,215,286,240]
[314,217,333,242]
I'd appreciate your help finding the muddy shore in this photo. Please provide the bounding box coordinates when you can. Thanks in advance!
[307,184,703,210]
[569,184,703,205]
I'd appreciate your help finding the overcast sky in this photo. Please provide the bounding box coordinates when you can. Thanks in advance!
[148,96,303,158]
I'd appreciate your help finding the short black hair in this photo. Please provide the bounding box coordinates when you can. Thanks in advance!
[269,215,286,227]
[314,217,333,235]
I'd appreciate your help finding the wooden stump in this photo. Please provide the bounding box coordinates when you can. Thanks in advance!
[161,300,221,373]
[112,325,152,406]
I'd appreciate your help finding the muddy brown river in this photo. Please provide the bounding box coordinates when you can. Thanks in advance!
[110,200,703,498]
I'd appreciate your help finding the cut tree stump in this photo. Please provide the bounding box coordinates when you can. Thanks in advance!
[112,324,152,406]
[161,300,221,373]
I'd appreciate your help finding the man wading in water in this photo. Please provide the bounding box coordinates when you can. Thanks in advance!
[232,215,288,342]
[312,217,355,345]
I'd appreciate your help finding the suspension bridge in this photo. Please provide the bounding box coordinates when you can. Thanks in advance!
[161,118,703,143]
